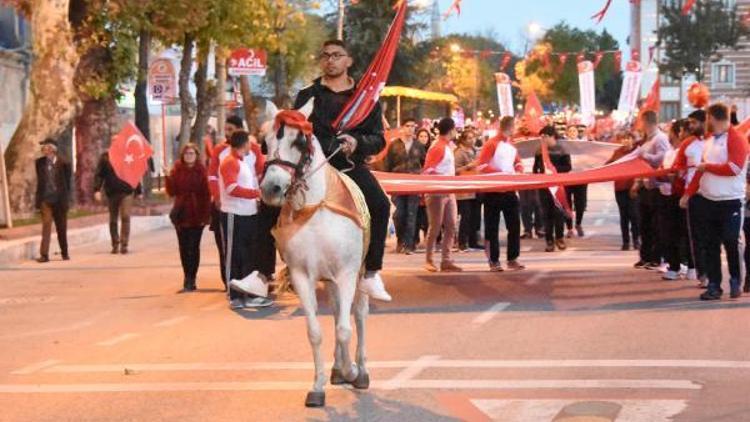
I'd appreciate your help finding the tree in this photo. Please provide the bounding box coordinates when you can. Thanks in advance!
[657,0,748,81]
[3,0,81,214]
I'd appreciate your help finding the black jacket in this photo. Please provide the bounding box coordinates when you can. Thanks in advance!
[383,138,426,174]
[293,77,386,169]
[35,155,71,209]
[533,144,571,174]
[93,152,142,197]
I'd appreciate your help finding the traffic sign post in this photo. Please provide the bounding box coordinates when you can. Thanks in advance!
[148,58,177,174]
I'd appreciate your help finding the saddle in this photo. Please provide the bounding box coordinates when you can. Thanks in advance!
[272,166,371,259]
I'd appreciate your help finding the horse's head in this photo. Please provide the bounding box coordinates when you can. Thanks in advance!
[260,98,316,207]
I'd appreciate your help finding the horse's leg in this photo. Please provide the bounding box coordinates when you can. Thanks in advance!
[353,287,370,389]
[334,271,358,384]
[293,272,326,408]
[326,283,346,385]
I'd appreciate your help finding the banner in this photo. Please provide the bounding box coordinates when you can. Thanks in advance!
[495,73,514,117]
[617,60,643,115]
[578,60,596,126]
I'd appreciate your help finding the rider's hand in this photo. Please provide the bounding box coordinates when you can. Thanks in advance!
[94,191,102,203]
[679,195,689,209]
[338,134,358,155]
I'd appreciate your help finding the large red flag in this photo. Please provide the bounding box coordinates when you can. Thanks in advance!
[523,91,545,135]
[540,140,573,219]
[332,0,408,133]
[109,122,153,189]
[736,116,750,138]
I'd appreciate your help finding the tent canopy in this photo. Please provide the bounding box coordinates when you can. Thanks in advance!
[381,86,458,103]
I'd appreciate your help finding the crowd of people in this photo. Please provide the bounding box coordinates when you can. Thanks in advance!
[32,38,750,308]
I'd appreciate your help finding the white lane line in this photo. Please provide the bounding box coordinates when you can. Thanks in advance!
[472,302,511,325]
[524,270,549,286]
[153,316,189,328]
[384,355,440,390]
[40,359,750,374]
[521,246,532,252]
[11,360,62,375]
[96,333,141,347]
[0,379,700,393]
[595,218,605,227]
[199,303,225,312]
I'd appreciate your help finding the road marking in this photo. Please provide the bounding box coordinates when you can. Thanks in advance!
[595,218,605,226]
[384,355,440,390]
[153,316,189,328]
[96,333,141,347]
[39,359,750,374]
[199,303,225,312]
[524,270,549,286]
[471,399,688,422]
[520,246,532,252]
[11,360,62,375]
[472,302,511,325]
[0,379,700,393]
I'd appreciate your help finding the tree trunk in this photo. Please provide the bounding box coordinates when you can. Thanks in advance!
[75,97,117,206]
[190,43,214,152]
[214,46,227,139]
[272,52,290,108]
[239,76,257,134]
[177,33,196,149]
[3,0,80,215]
[135,28,153,196]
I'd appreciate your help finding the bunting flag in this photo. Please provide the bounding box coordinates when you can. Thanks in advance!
[614,50,623,72]
[540,140,573,219]
[524,91,545,135]
[332,0,407,132]
[499,51,512,71]
[443,0,462,19]
[558,53,569,72]
[591,0,613,23]
[682,0,697,15]
[593,51,605,69]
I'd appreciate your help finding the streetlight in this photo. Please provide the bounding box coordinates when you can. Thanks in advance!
[527,22,543,39]
[450,43,462,53]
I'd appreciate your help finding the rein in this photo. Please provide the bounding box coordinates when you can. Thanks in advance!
[265,143,346,200]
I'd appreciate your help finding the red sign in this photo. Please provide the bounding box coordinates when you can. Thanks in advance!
[148,58,176,103]
[228,48,267,76]
[109,122,153,189]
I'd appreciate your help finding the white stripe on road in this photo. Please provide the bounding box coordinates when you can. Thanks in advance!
[153,316,189,328]
[595,218,605,226]
[524,271,549,286]
[40,359,750,374]
[96,333,141,347]
[0,379,700,393]
[384,355,440,390]
[10,360,62,375]
[472,302,511,325]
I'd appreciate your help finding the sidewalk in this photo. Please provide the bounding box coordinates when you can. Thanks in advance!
[0,204,172,265]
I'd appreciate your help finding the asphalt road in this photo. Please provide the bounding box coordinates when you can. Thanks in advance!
[1,184,750,422]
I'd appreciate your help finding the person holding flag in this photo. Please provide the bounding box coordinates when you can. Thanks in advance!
[293,39,392,302]
[533,125,572,252]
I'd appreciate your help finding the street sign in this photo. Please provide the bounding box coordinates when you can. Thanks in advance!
[148,58,176,103]
[228,48,267,77]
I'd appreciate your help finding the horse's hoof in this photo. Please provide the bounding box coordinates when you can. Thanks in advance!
[330,368,346,385]
[351,370,370,390]
[305,391,325,408]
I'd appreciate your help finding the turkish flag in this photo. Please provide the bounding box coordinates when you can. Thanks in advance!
[540,140,573,219]
[641,78,660,114]
[109,121,153,189]
[523,91,545,135]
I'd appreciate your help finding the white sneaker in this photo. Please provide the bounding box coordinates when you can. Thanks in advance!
[244,296,273,308]
[360,273,392,302]
[229,298,244,309]
[229,271,269,297]
[679,264,688,276]
[686,269,698,281]
[662,270,679,281]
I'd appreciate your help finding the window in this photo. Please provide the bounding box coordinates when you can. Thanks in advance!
[712,61,735,88]
[660,102,680,122]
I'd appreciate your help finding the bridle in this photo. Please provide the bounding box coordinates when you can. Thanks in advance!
[264,123,316,198]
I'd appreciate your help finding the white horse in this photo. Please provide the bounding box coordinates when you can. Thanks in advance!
[260,100,370,408]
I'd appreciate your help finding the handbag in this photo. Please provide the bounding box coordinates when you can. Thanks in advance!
[169,201,186,225]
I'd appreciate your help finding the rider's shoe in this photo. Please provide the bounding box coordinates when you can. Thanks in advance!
[360,272,392,302]
[229,271,269,297]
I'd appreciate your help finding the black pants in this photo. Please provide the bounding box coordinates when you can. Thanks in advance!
[457,198,480,248]
[687,199,707,278]
[691,195,742,293]
[414,204,428,245]
[220,213,259,300]
[565,185,588,228]
[176,226,204,280]
[615,190,639,246]
[256,203,280,278]
[657,194,685,272]
[638,188,661,263]
[519,190,543,234]
[539,189,564,243]
[209,206,226,284]
[340,165,390,272]
[483,192,521,264]
[393,195,419,250]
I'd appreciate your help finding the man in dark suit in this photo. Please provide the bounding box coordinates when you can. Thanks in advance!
[35,138,72,263]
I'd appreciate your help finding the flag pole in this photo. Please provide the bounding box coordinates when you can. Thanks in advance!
[337,0,345,40]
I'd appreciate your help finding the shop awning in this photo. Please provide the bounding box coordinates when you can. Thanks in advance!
[380,86,458,103]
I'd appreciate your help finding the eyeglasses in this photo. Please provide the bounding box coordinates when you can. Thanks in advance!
[318,52,348,62]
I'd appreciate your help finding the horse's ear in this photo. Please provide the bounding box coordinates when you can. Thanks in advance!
[297,97,314,119]
[265,100,279,121]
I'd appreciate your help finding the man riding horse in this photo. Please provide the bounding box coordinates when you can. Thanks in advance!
[291,39,392,302]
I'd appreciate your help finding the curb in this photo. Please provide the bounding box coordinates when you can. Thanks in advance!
[0,215,171,265]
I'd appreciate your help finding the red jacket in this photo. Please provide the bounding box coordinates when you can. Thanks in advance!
[476,134,523,174]
[166,161,211,228]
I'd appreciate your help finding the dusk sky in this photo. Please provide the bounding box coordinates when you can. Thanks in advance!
[429,0,631,53]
